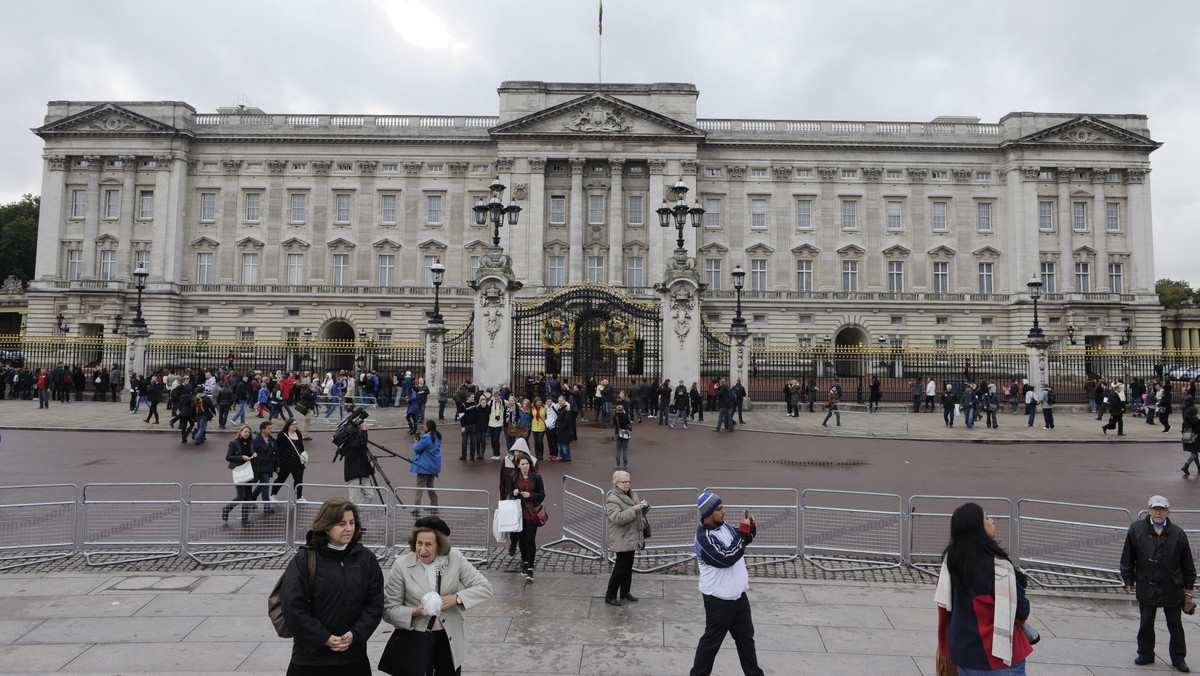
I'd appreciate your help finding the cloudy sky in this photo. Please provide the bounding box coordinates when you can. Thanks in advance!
[2,0,1197,283]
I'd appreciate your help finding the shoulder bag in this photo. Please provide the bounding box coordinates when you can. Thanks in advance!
[1183,427,1198,446]
[641,512,652,539]
[267,549,316,638]
[617,426,631,440]
[378,570,440,676]
[533,504,549,527]
[231,461,255,485]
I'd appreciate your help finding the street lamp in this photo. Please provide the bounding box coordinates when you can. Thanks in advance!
[1026,273,1044,340]
[56,313,66,335]
[1067,324,1076,346]
[730,262,747,331]
[428,257,446,324]
[130,266,149,331]
[112,314,123,335]
[357,328,367,370]
[1120,324,1133,347]
[473,177,521,248]
[656,176,705,253]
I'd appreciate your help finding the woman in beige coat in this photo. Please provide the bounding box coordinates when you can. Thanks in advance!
[382,516,493,675]
[604,470,647,606]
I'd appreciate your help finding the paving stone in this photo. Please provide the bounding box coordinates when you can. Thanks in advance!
[61,641,259,672]
[17,616,204,644]
[0,643,91,672]
[0,593,153,618]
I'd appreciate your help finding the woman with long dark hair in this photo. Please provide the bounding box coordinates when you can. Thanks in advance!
[274,417,307,502]
[411,420,443,512]
[509,455,545,582]
[935,502,1034,674]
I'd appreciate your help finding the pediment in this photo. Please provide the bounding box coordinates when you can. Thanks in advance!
[35,103,185,138]
[543,238,569,250]
[972,246,1001,259]
[882,245,911,258]
[1070,189,1094,198]
[927,245,957,259]
[698,242,729,255]
[791,244,820,257]
[1006,116,1160,151]
[95,234,119,246]
[280,237,310,250]
[325,237,355,250]
[190,236,219,249]
[744,243,774,257]
[464,239,491,253]
[372,238,402,250]
[623,239,648,253]
[837,244,866,257]
[490,93,704,139]
[418,239,447,252]
[1073,245,1097,257]
[236,236,264,249]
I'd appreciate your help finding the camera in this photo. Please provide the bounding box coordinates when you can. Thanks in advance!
[332,406,369,447]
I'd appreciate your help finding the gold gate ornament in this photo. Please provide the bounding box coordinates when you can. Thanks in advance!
[599,318,635,353]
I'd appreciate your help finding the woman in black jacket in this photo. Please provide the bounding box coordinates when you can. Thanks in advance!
[273,417,307,502]
[222,425,257,526]
[280,497,384,676]
[509,456,545,582]
[1181,405,1200,475]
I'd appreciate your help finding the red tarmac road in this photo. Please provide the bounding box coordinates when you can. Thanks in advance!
[0,418,1189,516]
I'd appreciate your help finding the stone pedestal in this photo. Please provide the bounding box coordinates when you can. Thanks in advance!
[126,325,150,379]
[729,324,752,410]
[657,250,704,388]
[1024,336,1051,391]
[423,321,448,394]
[470,247,522,389]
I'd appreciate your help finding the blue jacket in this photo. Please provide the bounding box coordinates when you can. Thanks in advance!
[253,434,279,474]
[694,520,756,568]
[939,554,1032,670]
[410,431,442,475]
[406,391,421,415]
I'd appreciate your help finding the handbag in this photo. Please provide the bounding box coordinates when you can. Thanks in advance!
[299,450,309,466]
[294,403,309,416]
[533,504,549,527]
[267,549,316,638]
[507,422,523,437]
[935,653,958,676]
[378,570,440,676]
[1183,428,1198,446]
[231,461,255,484]
[641,513,652,539]
[617,427,630,440]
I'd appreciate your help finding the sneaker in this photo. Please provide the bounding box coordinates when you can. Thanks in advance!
[668,424,675,429]
[296,497,309,503]
[491,456,500,460]
[682,425,688,429]
[524,571,535,582]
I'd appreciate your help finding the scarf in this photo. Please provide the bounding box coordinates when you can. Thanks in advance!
[935,557,1019,666]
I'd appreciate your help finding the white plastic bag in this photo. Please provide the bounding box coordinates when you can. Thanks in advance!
[231,461,255,484]
[492,499,523,542]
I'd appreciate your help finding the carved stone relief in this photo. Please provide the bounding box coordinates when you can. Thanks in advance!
[480,282,507,348]
[562,105,632,133]
[446,161,468,177]
[647,159,667,174]
[312,161,332,175]
[357,160,378,175]
[45,155,66,171]
[512,184,529,200]
[952,169,972,183]
[496,157,515,172]
[726,166,747,180]
[403,161,423,176]
[222,160,242,174]
[862,167,882,182]
[906,167,928,183]
[817,167,838,181]
[267,159,288,174]
[669,286,695,349]
[528,158,547,173]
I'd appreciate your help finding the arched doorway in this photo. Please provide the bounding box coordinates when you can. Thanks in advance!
[319,320,356,373]
[833,326,868,377]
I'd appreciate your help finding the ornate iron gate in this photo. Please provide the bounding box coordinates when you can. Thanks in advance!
[700,317,729,384]
[511,284,661,390]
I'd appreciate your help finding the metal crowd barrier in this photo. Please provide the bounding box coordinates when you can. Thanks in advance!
[801,489,903,571]
[541,475,606,560]
[185,483,291,566]
[829,406,910,437]
[622,487,699,573]
[705,486,800,567]
[907,495,1013,576]
[1017,499,1130,587]
[82,483,184,566]
[0,484,78,571]
[292,483,392,559]
[394,486,491,564]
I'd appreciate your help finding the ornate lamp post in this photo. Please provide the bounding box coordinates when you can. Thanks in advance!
[56,313,66,336]
[1067,324,1076,346]
[730,262,747,331]
[1026,273,1044,340]
[130,266,150,331]
[1120,324,1133,347]
[428,257,446,325]
[656,176,705,255]
[357,328,367,370]
[473,177,522,249]
[112,314,123,336]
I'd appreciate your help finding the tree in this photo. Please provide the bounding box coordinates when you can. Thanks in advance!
[0,194,39,283]
[1156,278,1196,309]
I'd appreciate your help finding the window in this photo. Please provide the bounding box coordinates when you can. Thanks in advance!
[332,254,349,285]
[290,193,306,222]
[378,255,395,286]
[241,252,258,284]
[841,200,857,230]
[380,194,397,224]
[796,169,812,178]
[796,260,813,291]
[1072,202,1087,231]
[797,315,812,324]
[976,172,992,181]
[588,195,605,224]
[705,198,721,228]
[753,314,766,324]
[379,310,392,319]
[980,339,994,350]
[245,193,261,222]
[750,199,767,229]
[337,163,353,172]
[1075,262,1090,292]
[842,170,857,179]
[426,195,442,224]
[886,201,902,230]
[936,317,949,326]
[587,255,605,283]
[750,260,767,291]
[977,262,994,294]
[241,308,254,318]
[626,257,644,287]
[931,171,948,180]
[427,163,443,173]
[202,162,218,172]
[471,165,488,174]
[1106,171,1122,182]
[70,190,87,218]
[549,196,566,224]
[97,250,115,280]
[1071,171,1087,181]
[796,199,811,229]
[104,190,119,219]
[195,253,212,284]
[976,202,992,231]
[200,193,216,222]
[935,338,949,348]
[240,330,255,341]
[133,250,149,273]
[423,255,439,286]
[982,317,994,326]
[1108,263,1124,293]
[382,163,398,173]
[886,170,903,180]
[291,163,308,171]
[706,168,722,177]
[705,259,722,290]
[287,309,300,318]
[1106,202,1120,231]
[842,261,858,292]
[1040,262,1056,293]
[469,255,480,281]
[751,168,767,178]
[932,201,948,231]
[335,194,351,223]
[1038,201,1054,231]
[138,190,154,219]
[887,261,904,292]
[286,254,304,285]
[627,196,643,225]
[751,336,767,347]
[196,308,209,317]
[890,316,903,325]
[547,255,565,286]
[933,261,949,293]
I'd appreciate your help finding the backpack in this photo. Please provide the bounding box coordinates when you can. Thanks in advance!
[64,372,73,385]
[194,396,206,414]
[268,549,316,638]
[1047,388,1057,406]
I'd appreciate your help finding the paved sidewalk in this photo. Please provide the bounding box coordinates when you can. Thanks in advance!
[0,568,1187,675]
[0,397,1176,445]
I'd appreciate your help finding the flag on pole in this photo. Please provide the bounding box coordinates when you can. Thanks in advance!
[599,1,603,35]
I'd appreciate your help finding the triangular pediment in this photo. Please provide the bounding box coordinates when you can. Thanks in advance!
[791,244,820,257]
[464,239,491,253]
[418,239,447,252]
[698,242,729,255]
[1073,245,1097,257]
[837,244,866,257]
[236,236,264,249]
[744,243,775,257]
[95,234,119,246]
[35,103,186,138]
[973,246,1001,259]
[372,238,401,250]
[190,236,219,249]
[280,237,310,249]
[882,245,912,258]
[490,93,704,139]
[1006,116,1160,151]
[927,245,957,259]
[326,237,355,250]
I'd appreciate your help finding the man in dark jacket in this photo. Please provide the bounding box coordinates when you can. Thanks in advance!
[251,420,278,512]
[1121,494,1196,671]
[339,419,376,503]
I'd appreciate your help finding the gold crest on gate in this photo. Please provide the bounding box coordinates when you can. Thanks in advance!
[600,318,635,353]
[540,317,574,353]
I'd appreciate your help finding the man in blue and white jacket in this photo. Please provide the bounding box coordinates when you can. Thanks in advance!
[690,492,764,676]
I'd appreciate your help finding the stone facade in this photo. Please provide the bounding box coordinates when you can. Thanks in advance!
[29,81,1161,350]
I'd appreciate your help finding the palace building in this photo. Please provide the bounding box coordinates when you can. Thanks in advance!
[28,81,1161,351]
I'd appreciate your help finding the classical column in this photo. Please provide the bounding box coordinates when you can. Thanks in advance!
[35,155,68,280]
[1091,168,1110,291]
[527,158,547,286]
[1056,167,1074,291]
[151,156,178,284]
[1183,330,1194,351]
[1165,328,1176,350]
[647,158,667,286]
[1125,168,1152,292]
[358,160,380,284]
[401,161,423,286]
[81,155,101,279]
[607,157,625,286]
[118,156,138,276]
[568,158,585,279]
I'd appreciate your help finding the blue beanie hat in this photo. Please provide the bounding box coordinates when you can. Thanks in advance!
[698,492,722,519]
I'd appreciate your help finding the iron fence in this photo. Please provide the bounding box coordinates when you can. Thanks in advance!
[81,482,184,566]
[907,495,1013,576]
[185,482,292,565]
[0,484,78,571]
[801,489,904,572]
[1016,499,1131,587]
[0,335,126,373]
[540,475,607,560]
[442,316,474,391]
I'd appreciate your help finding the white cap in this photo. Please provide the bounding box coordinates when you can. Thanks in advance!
[1149,495,1171,509]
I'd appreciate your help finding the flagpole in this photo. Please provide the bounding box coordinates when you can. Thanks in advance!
[597,0,603,83]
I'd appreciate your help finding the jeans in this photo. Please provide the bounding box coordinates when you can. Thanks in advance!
[823,404,840,426]
[1042,408,1055,429]
[473,428,487,458]
[488,426,502,457]
[615,436,629,466]
[1027,402,1037,426]
[606,550,634,600]
[324,400,344,419]
[558,438,572,461]
[944,406,955,426]
[958,662,1026,676]
[716,407,734,432]
[218,405,230,428]
[964,407,975,429]
[38,389,49,408]
[602,401,611,422]
[517,521,539,574]
[671,409,688,427]
[438,400,446,420]
[689,592,763,676]
[531,431,545,459]
[231,400,247,425]
[193,416,208,443]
